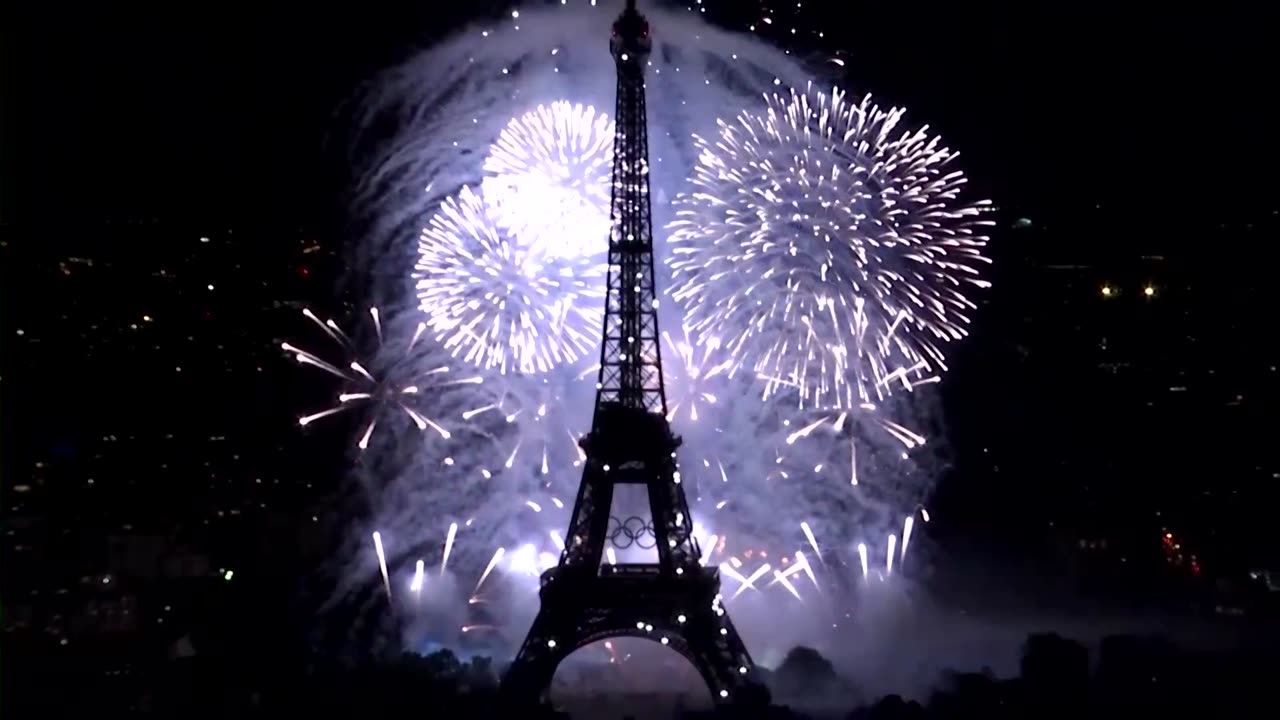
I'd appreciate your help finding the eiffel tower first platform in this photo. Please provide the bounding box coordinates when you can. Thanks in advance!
[500,0,763,710]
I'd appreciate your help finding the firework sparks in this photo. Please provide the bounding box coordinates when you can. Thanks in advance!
[284,308,482,450]
[462,376,588,479]
[416,185,607,374]
[661,327,733,425]
[481,101,614,261]
[668,82,993,410]
[782,406,926,487]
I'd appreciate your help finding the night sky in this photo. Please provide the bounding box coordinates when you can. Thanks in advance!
[3,0,1278,656]
[6,3,1274,226]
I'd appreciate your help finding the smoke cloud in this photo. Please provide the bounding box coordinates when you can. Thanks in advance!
[323,0,951,665]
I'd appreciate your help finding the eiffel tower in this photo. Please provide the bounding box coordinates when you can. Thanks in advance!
[500,0,761,709]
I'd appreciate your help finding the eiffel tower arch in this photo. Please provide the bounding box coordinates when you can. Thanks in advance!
[501,0,764,710]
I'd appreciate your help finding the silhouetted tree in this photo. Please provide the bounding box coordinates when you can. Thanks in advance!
[1019,633,1088,716]
[773,646,839,699]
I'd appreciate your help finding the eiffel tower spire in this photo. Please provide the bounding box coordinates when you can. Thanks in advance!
[501,1,762,709]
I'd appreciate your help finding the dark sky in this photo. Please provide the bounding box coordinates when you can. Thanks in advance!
[4,1,1275,236]
[2,1,1278,620]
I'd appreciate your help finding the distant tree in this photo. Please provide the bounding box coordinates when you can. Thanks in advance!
[461,655,498,692]
[846,694,925,720]
[927,671,1004,719]
[1019,633,1088,716]
[770,644,857,712]
[774,646,838,697]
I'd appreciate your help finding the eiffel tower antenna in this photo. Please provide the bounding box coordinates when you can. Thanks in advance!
[501,1,763,709]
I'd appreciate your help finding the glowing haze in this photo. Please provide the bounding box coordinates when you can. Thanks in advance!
[309,0,990,662]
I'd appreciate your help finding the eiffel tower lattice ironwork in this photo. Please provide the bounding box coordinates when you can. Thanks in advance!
[500,0,761,709]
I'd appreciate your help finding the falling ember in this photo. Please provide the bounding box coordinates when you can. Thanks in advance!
[901,516,916,564]
[794,551,819,590]
[357,420,377,450]
[410,559,425,594]
[441,522,458,576]
[772,569,804,602]
[857,543,870,579]
[886,534,898,574]
[800,522,822,563]
[701,534,719,566]
[731,564,771,599]
[474,547,506,594]
[372,531,392,601]
[921,508,931,523]
[719,563,750,589]
[606,548,617,565]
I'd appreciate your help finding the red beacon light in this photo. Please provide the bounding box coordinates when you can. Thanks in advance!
[611,0,652,60]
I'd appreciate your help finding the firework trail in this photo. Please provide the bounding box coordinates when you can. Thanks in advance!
[667,82,994,411]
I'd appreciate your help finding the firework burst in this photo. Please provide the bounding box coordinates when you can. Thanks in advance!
[415,185,608,375]
[283,307,484,451]
[668,82,994,410]
[481,101,615,261]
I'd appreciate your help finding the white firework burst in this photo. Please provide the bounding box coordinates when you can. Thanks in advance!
[481,101,614,261]
[415,185,608,375]
[668,82,994,410]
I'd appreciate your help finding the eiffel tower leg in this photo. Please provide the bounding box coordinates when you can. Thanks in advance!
[504,599,767,709]
[501,609,562,707]
[681,606,766,706]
